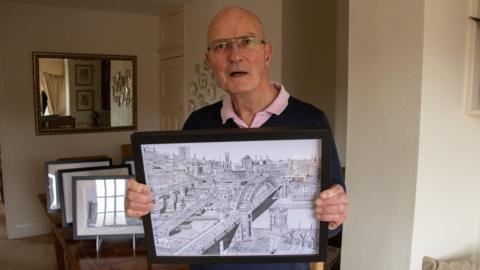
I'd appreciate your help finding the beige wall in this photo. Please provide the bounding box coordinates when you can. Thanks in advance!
[0,1,160,238]
[282,0,346,165]
[410,0,480,268]
[335,0,349,166]
[282,0,337,128]
[342,0,424,269]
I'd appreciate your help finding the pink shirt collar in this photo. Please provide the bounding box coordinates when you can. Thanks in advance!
[220,82,290,128]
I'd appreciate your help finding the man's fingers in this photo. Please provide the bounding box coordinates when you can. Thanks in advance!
[315,193,349,207]
[315,203,347,215]
[126,200,154,213]
[319,184,345,200]
[315,213,341,222]
[127,189,153,204]
[127,178,149,194]
[328,222,339,230]
[126,208,150,218]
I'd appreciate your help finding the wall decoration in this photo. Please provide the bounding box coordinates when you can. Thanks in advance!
[203,59,210,71]
[75,65,93,85]
[188,82,198,96]
[76,90,94,111]
[187,62,224,114]
[207,83,217,101]
[195,93,205,106]
[194,64,201,75]
[198,73,208,89]
[111,69,133,108]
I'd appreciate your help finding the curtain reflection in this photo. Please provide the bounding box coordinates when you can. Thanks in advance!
[40,72,66,115]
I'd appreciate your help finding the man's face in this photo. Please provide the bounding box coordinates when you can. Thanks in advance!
[206,11,272,96]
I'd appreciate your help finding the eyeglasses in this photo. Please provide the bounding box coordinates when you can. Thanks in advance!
[207,36,266,55]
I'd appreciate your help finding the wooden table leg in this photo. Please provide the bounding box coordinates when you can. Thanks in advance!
[52,229,65,270]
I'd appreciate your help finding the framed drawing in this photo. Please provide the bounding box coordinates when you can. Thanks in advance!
[73,175,144,240]
[131,128,331,264]
[58,165,131,227]
[44,157,112,213]
[75,65,93,85]
[76,90,93,111]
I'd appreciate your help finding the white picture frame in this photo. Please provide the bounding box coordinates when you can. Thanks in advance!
[73,175,144,240]
[58,165,131,227]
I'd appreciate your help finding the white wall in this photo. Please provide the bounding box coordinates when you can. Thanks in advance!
[344,0,480,269]
[342,0,424,269]
[410,0,480,268]
[184,0,282,113]
[0,1,160,238]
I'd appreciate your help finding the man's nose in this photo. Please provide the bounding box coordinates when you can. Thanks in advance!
[228,42,243,62]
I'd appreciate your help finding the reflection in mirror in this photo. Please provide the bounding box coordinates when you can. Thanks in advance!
[33,52,137,135]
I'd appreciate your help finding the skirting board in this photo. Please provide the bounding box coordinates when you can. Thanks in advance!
[9,220,50,239]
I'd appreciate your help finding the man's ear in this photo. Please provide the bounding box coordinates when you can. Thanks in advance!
[264,44,272,65]
[205,51,212,66]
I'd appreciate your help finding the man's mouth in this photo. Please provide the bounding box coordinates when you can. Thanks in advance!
[229,71,248,77]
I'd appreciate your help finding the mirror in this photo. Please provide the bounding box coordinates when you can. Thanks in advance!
[33,52,137,135]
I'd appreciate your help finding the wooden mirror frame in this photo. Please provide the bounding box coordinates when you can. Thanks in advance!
[32,52,137,135]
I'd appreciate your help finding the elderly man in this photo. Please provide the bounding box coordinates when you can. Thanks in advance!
[126,6,349,270]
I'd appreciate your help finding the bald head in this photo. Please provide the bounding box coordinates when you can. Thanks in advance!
[207,6,265,43]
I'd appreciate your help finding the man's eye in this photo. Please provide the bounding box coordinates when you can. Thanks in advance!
[241,38,253,46]
[214,42,227,50]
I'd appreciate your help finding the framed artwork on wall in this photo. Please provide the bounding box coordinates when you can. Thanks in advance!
[75,65,93,85]
[131,128,331,264]
[73,175,144,240]
[76,90,93,111]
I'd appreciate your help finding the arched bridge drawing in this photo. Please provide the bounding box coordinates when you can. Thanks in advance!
[171,176,283,255]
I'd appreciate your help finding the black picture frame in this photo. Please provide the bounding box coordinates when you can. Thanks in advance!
[72,175,144,240]
[76,90,94,111]
[44,157,112,213]
[58,165,132,227]
[123,159,135,175]
[131,128,331,264]
[75,64,93,85]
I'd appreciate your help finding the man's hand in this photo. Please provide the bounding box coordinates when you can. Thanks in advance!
[314,184,349,230]
[125,178,154,217]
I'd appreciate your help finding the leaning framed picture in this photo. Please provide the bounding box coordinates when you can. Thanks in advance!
[58,165,131,227]
[76,90,93,111]
[131,128,331,264]
[44,157,112,213]
[75,64,93,85]
[72,175,144,240]
[123,159,135,175]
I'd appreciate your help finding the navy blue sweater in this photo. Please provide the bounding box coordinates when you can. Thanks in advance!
[183,96,344,270]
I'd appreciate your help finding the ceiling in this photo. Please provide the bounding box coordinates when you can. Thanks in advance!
[1,0,191,17]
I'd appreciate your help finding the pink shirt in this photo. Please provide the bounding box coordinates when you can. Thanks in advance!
[220,82,290,128]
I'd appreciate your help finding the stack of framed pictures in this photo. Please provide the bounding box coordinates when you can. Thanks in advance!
[58,165,131,227]
[44,157,112,213]
[131,128,330,264]
[73,176,144,240]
